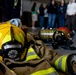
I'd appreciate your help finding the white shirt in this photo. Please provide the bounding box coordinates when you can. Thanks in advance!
[44,9,48,17]
[66,2,76,16]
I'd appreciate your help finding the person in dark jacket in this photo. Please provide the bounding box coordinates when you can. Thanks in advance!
[58,0,67,27]
[39,3,44,28]
[47,0,58,28]
[44,5,49,28]
[3,0,21,21]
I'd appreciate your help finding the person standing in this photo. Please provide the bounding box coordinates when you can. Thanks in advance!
[31,2,38,29]
[58,0,67,27]
[47,0,58,28]
[39,3,44,29]
[4,0,21,21]
[66,0,76,31]
[44,5,48,28]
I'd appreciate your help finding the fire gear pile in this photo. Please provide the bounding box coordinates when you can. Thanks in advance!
[0,21,76,75]
[39,27,76,49]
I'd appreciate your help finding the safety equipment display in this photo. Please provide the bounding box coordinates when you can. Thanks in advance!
[39,27,71,41]
[57,27,70,39]
[39,27,73,49]
[52,30,70,49]
[53,30,67,46]
[0,22,25,61]
[39,28,56,41]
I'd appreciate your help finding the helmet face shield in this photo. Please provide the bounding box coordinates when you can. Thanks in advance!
[2,40,24,61]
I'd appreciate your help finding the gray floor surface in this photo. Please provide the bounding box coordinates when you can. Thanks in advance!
[28,27,76,55]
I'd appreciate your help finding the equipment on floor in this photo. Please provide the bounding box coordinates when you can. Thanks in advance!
[39,27,76,49]
[39,28,56,41]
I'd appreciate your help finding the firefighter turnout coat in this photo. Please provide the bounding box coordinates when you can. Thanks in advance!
[0,23,76,75]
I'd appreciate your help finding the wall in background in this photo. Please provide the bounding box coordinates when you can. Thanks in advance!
[22,0,47,12]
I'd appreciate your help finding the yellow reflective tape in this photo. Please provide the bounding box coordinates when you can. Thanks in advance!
[11,70,16,74]
[0,32,2,38]
[2,35,11,44]
[55,55,64,69]
[26,47,40,61]
[28,47,35,53]
[55,55,68,72]
[26,54,40,61]
[11,70,14,73]
[31,67,57,75]
[62,55,68,72]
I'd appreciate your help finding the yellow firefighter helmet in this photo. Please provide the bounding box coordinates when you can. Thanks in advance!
[0,22,26,61]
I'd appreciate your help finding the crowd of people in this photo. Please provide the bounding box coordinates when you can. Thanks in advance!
[31,0,76,32]
[0,0,76,32]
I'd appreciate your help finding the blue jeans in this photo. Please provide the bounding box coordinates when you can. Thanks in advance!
[39,16,44,28]
[48,14,56,28]
[59,14,65,27]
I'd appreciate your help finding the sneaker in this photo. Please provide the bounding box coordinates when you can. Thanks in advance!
[49,28,52,30]
[32,27,36,29]
[41,27,45,30]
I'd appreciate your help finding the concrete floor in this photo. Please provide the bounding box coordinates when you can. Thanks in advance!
[28,27,76,55]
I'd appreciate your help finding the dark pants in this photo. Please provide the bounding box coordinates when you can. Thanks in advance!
[39,16,44,28]
[48,14,56,28]
[65,15,76,31]
[59,14,65,27]
[44,17,48,28]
